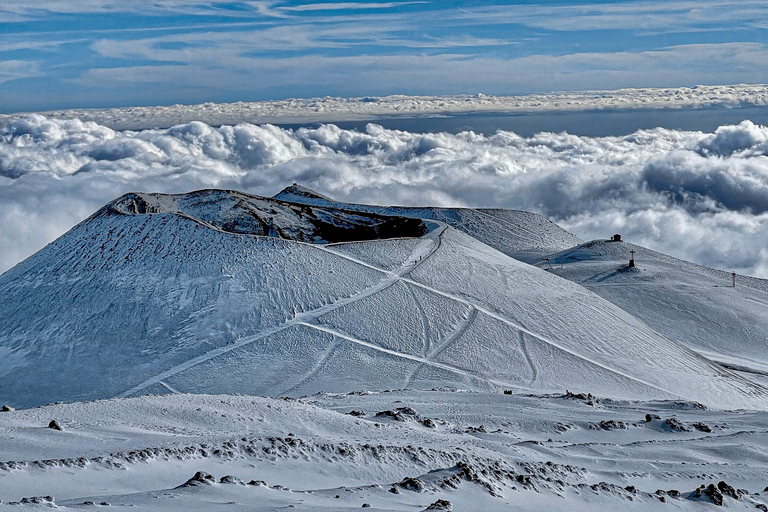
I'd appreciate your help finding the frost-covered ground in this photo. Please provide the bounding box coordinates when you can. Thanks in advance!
[7,84,768,130]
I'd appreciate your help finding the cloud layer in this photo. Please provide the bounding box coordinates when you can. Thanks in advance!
[3,115,768,277]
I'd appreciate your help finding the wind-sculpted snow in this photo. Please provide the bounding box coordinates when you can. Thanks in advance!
[6,115,768,276]
[3,391,768,511]
[1,190,767,409]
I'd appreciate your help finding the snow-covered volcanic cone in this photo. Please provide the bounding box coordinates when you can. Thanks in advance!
[1,188,766,409]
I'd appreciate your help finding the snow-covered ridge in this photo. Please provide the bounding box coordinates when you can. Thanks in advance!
[2,187,767,411]
[6,84,767,130]
[106,189,427,244]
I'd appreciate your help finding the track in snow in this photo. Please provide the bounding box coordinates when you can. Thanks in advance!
[118,226,445,398]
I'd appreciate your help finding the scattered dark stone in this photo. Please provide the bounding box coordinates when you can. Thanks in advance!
[645,413,661,422]
[389,486,400,494]
[663,418,691,432]
[591,419,628,430]
[247,480,267,487]
[717,481,742,499]
[674,401,707,410]
[424,499,453,511]
[693,422,713,433]
[756,504,768,512]
[667,490,681,499]
[335,495,340,499]
[48,420,63,431]
[1,405,14,412]
[625,485,637,493]
[565,390,601,406]
[399,476,426,493]
[19,496,55,505]
[219,475,244,485]
[503,390,513,395]
[181,471,215,487]
[420,418,436,428]
[100,502,110,506]
[362,504,371,508]
[375,407,418,421]
[694,483,724,506]
[347,410,365,417]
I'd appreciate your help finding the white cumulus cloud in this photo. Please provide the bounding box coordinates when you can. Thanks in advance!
[3,115,768,277]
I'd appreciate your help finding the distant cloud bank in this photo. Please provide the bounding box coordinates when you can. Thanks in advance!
[7,84,768,130]
[3,114,768,277]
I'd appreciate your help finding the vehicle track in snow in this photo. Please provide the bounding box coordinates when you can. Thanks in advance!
[402,305,479,390]
[117,226,445,399]
[296,320,521,390]
[518,330,538,386]
[316,228,682,398]
[119,221,679,400]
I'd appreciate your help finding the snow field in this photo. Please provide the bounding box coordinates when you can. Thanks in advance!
[3,391,768,510]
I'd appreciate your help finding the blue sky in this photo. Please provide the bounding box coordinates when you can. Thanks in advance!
[1,0,767,112]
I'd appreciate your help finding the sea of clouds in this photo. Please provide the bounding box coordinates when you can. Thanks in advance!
[3,114,768,276]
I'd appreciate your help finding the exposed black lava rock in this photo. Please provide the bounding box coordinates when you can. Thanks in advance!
[48,420,63,431]
[591,419,628,430]
[424,499,453,511]
[564,390,601,406]
[663,417,691,432]
[219,475,244,484]
[111,190,428,245]
[399,476,426,492]
[181,471,216,487]
[375,407,418,421]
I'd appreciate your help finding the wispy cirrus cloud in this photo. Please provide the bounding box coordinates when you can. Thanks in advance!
[0,61,42,85]
[2,0,768,112]
[76,43,768,100]
[281,2,427,12]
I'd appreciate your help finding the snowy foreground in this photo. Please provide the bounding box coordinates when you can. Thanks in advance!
[2,390,768,511]
[3,187,768,509]
[7,84,768,130]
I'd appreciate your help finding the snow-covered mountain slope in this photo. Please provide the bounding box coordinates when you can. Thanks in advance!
[536,240,768,385]
[2,390,768,511]
[113,188,427,243]
[274,185,582,257]
[1,189,766,410]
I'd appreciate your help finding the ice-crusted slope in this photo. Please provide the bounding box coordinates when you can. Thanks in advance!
[538,239,768,385]
[1,189,766,409]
